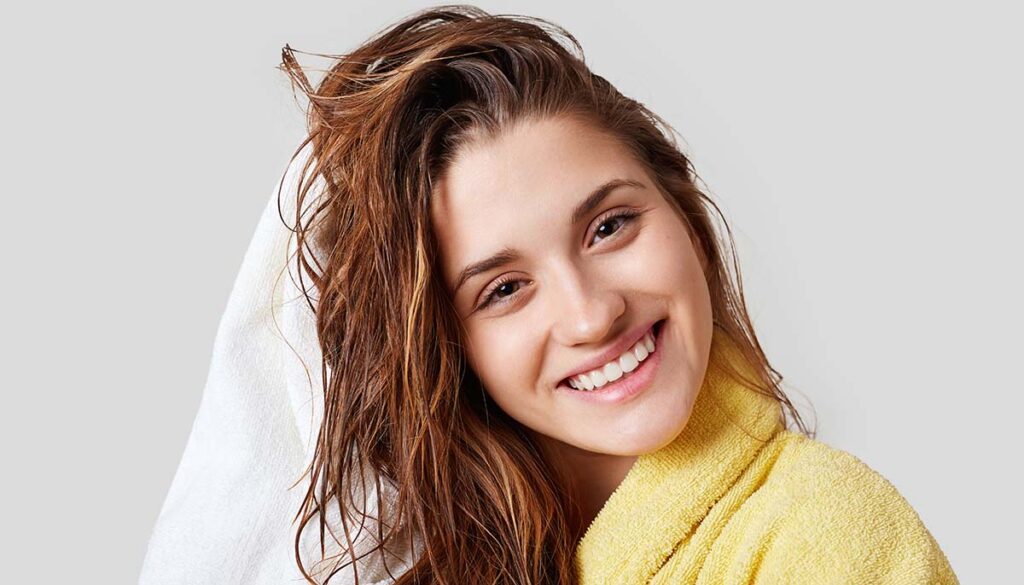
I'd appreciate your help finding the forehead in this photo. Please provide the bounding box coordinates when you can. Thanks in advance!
[430,115,646,289]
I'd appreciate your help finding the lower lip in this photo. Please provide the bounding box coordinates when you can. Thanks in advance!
[556,320,666,405]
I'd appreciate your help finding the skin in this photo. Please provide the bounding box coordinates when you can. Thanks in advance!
[430,114,714,536]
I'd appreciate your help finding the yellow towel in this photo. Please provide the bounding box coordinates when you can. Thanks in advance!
[574,330,958,584]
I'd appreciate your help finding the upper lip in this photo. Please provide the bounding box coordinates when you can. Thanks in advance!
[558,319,660,385]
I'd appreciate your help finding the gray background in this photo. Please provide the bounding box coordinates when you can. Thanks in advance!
[2,1,1019,582]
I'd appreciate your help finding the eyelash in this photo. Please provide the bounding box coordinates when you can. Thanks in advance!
[475,209,642,311]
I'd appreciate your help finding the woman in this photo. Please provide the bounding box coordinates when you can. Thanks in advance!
[277,4,958,584]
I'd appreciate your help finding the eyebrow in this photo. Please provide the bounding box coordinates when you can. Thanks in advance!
[451,177,645,295]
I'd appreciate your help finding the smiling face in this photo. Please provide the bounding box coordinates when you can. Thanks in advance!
[430,114,714,464]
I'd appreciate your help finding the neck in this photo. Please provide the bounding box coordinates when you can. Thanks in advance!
[531,432,639,541]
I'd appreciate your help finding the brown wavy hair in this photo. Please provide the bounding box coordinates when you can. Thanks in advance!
[275,4,813,584]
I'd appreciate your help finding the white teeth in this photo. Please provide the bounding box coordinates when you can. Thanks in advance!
[580,374,594,390]
[633,342,649,361]
[604,361,623,382]
[620,350,639,373]
[569,326,658,391]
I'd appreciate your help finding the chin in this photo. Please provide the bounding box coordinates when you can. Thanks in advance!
[597,404,698,457]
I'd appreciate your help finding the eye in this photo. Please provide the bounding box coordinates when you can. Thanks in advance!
[476,274,527,310]
[588,208,641,246]
[475,208,642,311]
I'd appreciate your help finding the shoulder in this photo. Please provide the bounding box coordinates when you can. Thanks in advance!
[750,431,958,583]
[767,430,909,504]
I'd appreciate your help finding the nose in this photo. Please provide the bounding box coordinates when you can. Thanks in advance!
[549,263,626,348]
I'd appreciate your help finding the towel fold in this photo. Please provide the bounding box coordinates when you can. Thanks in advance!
[139,146,418,584]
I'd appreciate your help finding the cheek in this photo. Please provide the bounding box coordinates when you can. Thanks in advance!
[621,215,703,293]
[625,214,713,358]
[464,326,534,403]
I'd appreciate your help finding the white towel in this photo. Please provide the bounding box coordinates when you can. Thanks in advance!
[139,145,420,584]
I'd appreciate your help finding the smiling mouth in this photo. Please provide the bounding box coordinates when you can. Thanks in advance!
[558,319,666,390]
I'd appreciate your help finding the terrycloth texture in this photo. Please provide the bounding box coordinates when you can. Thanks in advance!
[574,330,959,584]
[139,146,421,584]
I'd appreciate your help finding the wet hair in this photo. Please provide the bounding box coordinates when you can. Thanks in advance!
[276,4,812,584]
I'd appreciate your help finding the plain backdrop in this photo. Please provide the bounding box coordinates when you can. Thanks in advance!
[1,0,1019,582]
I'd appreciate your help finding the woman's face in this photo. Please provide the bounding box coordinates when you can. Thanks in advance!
[430,114,714,460]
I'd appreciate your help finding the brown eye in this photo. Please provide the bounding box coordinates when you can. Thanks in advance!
[589,209,641,246]
[478,276,529,310]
